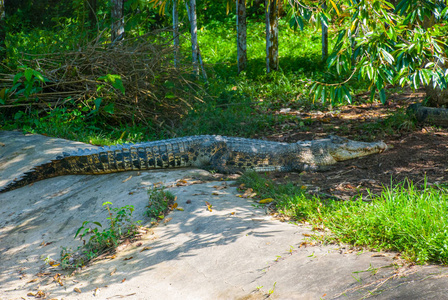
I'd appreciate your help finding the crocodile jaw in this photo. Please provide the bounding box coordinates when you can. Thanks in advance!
[327,136,387,162]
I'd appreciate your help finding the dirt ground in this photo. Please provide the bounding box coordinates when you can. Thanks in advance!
[259,90,448,200]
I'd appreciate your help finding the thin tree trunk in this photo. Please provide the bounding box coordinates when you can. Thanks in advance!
[173,0,180,67]
[185,0,207,80]
[236,0,247,74]
[265,0,279,73]
[187,0,199,76]
[321,1,328,61]
[111,0,124,43]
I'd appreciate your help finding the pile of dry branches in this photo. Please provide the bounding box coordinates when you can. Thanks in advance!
[1,30,203,128]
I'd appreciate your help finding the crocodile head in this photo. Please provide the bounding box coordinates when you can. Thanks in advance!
[326,135,387,162]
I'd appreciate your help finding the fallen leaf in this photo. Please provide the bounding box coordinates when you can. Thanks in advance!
[110,268,117,276]
[163,217,172,224]
[176,179,188,186]
[27,292,35,296]
[123,257,133,261]
[372,253,387,257]
[122,175,132,183]
[74,287,82,293]
[241,188,257,198]
[213,185,227,190]
[27,278,38,284]
[53,273,63,286]
[186,200,192,204]
[122,278,126,283]
[302,233,312,237]
[140,247,152,252]
[259,198,273,204]
[205,201,213,212]
[230,212,235,215]
[175,207,184,211]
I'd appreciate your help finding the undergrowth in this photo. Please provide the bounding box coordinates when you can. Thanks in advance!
[238,172,448,265]
[0,16,381,143]
[145,187,177,223]
[60,202,141,269]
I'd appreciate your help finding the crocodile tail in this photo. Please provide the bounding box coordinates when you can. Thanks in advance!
[0,160,69,193]
[0,142,193,193]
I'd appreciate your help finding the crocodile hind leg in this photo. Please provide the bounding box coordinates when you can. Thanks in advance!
[205,142,245,174]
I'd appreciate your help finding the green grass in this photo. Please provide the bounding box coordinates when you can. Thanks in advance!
[239,172,448,265]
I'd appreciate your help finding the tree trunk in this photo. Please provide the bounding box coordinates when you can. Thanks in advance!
[173,0,180,68]
[185,0,207,80]
[265,0,279,73]
[321,1,328,61]
[188,0,199,76]
[236,0,247,74]
[111,0,124,43]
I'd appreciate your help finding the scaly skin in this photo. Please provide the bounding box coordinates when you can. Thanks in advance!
[0,135,387,193]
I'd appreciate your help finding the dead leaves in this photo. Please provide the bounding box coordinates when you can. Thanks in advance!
[205,201,213,212]
[27,290,46,298]
[238,187,257,199]
[237,184,275,205]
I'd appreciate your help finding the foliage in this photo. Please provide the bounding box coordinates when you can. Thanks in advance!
[60,202,141,269]
[289,0,448,104]
[239,172,448,264]
[145,187,177,222]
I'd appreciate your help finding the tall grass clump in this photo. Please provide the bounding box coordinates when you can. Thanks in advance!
[240,173,448,264]
[323,181,448,264]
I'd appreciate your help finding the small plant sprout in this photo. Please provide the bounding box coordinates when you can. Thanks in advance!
[268,282,277,295]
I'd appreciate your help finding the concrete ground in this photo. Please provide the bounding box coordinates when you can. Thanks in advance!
[1,130,448,300]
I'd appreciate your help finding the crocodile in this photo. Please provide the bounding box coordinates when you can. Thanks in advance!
[0,135,387,193]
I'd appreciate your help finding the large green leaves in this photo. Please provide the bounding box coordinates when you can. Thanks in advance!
[288,0,448,104]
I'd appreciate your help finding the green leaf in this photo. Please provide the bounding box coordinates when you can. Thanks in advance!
[94,97,102,111]
[370,87,376,102]
[32,70,45,82]
[92,222,102,227]
[14,111,23,120]
[24,69,33,82]
[74,226,84,239]
[13,72,23,85]
[380,48,394,64]
[99,74,125,95]
[104,103,115,114]
[315,85,323,102]
[342,85,352,103]
[379,88,386,104]
[321,86,326,103]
